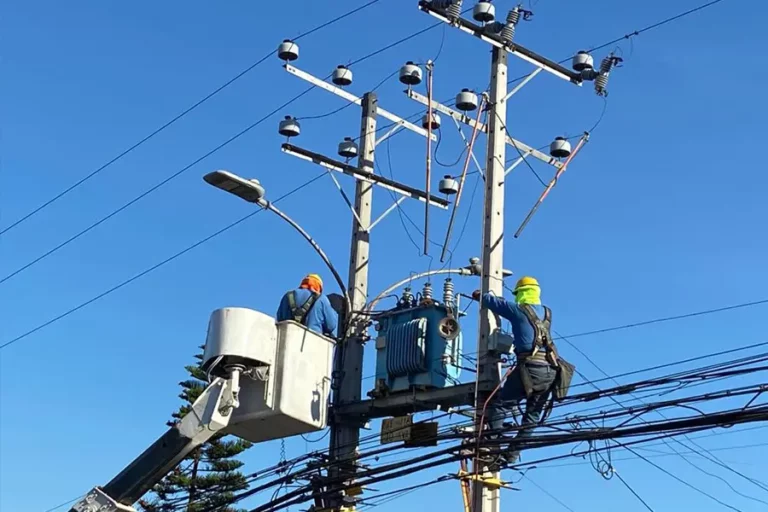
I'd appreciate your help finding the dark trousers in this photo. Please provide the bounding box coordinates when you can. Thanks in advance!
[488,363,557,443]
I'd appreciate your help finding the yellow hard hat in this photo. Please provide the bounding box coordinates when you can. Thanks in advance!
[513,276,540,294]
[300,273,324,292]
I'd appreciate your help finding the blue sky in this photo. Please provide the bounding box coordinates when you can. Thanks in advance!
[2,0,767,511]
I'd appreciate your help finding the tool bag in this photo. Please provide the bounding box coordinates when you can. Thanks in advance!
[552,356,575,401]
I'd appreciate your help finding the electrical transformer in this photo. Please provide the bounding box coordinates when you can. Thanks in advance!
[370,281,463,397]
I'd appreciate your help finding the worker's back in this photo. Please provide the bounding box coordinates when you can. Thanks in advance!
[481,294,548,357]
[276,288,338,336]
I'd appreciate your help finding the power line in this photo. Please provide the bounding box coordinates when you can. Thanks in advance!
[0,0,383,237]
[0,173,325,350]
[0,84,319,286]
[0,14,453,286]
[618,442,744,512]
[558,298,768,341]
[612,470,656,512]
[42,495,83,512]
[524,475,580,512]
[555,327,768,505]
[508,0,728,85]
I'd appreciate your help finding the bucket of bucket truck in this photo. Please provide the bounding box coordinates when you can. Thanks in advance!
[202,308,335,444]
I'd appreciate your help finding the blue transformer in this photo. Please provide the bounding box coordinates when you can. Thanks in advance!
[371,303,462,397]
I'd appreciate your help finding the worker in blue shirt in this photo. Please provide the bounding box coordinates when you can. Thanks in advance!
[472,276,558,464]
[277,273,338,337]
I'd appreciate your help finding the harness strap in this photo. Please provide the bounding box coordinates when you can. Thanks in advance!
[287,291,320,325]
[519,304,559,367]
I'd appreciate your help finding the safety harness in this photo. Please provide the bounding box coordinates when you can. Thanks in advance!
[515,304,575,404]
[517,304,558,366]
[287,291,320,325]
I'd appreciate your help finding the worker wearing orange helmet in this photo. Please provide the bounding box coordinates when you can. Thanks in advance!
[277,273,338,336]
[472,276,570,464]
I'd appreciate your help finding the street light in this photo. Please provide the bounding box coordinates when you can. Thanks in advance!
[203,170,351,321]
[204,170,267,205]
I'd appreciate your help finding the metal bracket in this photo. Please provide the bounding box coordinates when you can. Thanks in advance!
[457,471,516,491]
[406,90,561,169]
[284,64,436,141]
[326,169,366,229]
[368,196,406,231]
[375,122,405,146]
[503,68,542,102]
[504,153,530,177]
[282,143,449,209]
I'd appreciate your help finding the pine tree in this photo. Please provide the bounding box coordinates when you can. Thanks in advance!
[138,351,253,512]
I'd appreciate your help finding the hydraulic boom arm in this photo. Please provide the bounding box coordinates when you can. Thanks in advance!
[71,367,243,512]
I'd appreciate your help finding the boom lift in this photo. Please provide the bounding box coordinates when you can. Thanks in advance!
[71,309,335,512]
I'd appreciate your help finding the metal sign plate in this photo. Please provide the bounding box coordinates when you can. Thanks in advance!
[380,415,413,444]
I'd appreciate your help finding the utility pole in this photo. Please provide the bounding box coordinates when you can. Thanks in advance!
[329,92,377,489]
[473,46,507,512]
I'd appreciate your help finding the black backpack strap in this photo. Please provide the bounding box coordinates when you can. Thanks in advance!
[287,291,320,325]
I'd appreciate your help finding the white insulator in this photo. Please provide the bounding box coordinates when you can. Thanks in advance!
[332,65,353,87]
[446,0,463,19]
[572,51,594,72]
[338,137,359,159]
[439,175,459,195]
[442,278,455,307]
[277,40,299,62]
[473,0,496,23]
[399,61,423,86]
[550,137,571,158]
[422,112,442,130]
[279,116,301,138]
[456,89,479,111]
[422,282,433,301]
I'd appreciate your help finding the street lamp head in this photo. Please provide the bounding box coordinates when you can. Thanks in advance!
[204,170,266,204]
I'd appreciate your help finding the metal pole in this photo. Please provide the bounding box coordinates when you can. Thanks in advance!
[472,46,508,512]
[328,92,377,500]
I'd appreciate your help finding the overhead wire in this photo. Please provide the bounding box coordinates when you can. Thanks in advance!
[0,83,320,287]
[0,8,455,287]
[175,357,768,512]
[612,470,656,512]
[0,172,326,350]
[555,327,768,504]
[0,19,478,349]
[557,298,768,342]
[617,441,744,512]
[0,0,383,237]
[524,475,579,512]
[507,0,729,86]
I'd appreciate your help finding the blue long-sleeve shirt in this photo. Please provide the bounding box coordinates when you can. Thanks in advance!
[276,288,338,336]
[481,293,548,355]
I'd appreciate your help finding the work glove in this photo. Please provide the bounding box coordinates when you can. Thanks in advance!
[471,289,482,301]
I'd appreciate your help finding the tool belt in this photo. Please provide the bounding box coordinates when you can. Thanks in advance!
[515,350,575,401]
